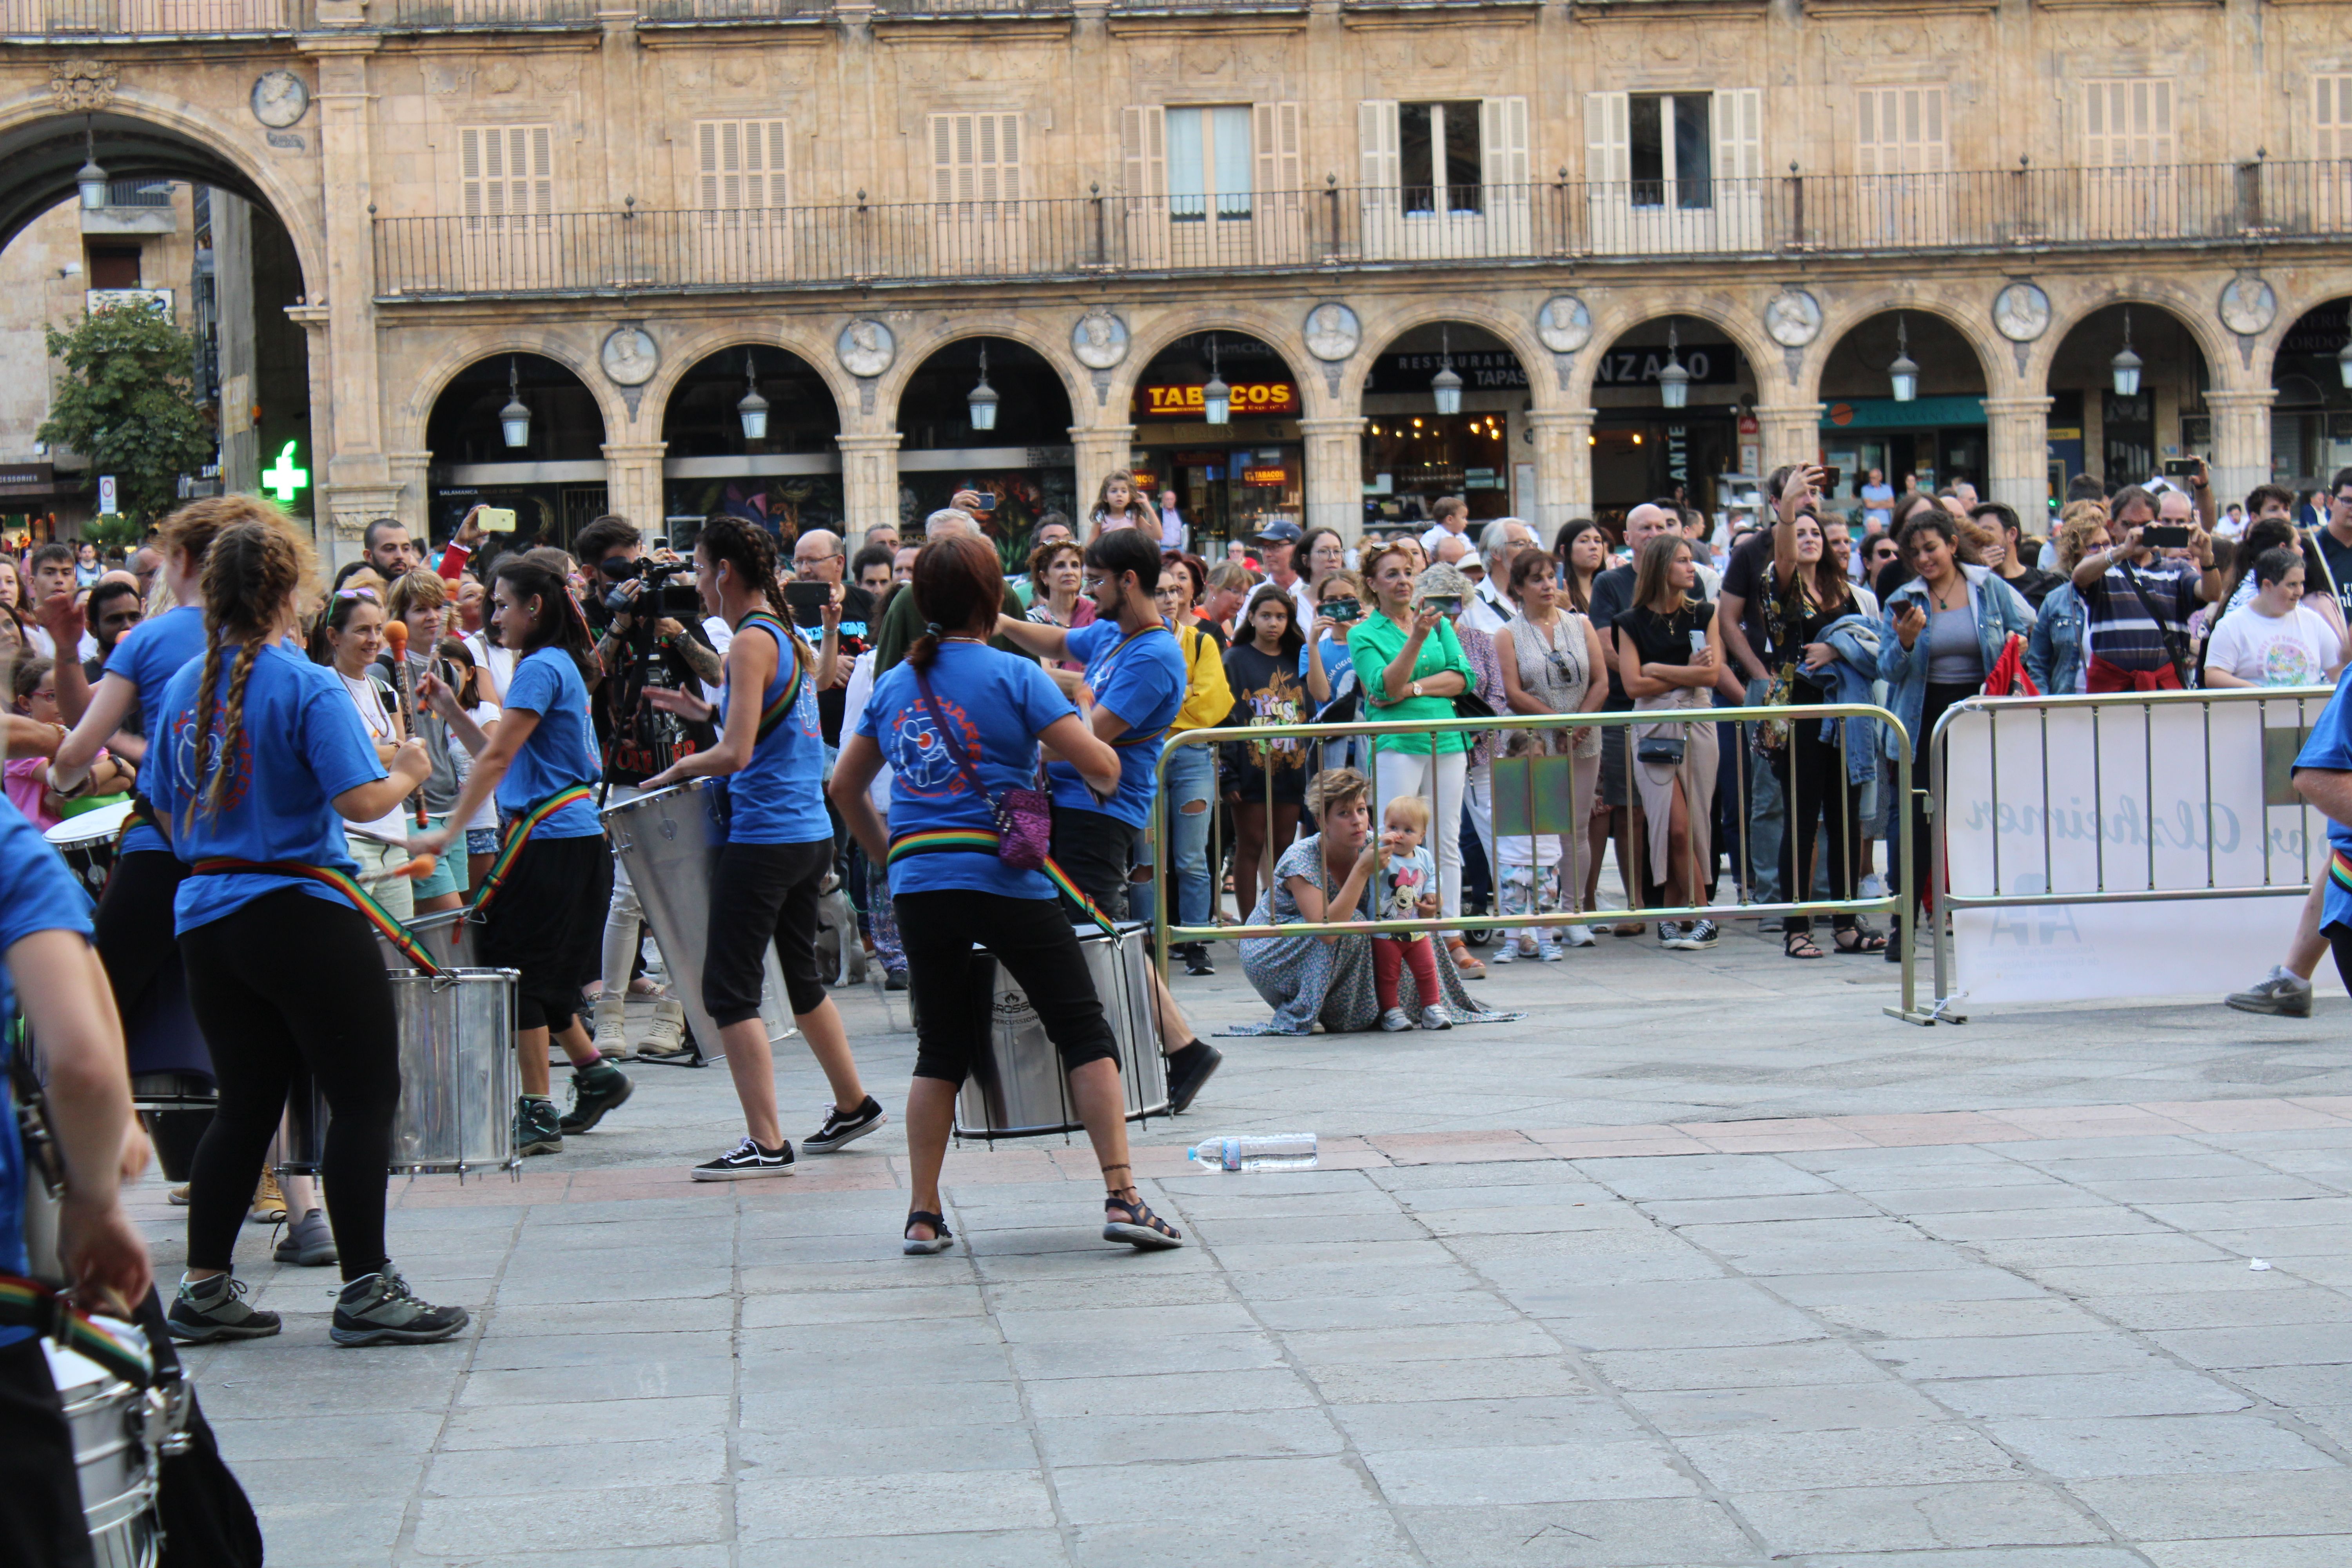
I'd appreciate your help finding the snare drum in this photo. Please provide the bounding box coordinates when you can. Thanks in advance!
[44,799,136,903]
[953,919,1171,1142]
[281,967,522,1178]
[41,1338,161,1568]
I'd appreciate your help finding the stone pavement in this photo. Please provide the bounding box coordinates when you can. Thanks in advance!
[132,920,2352,1566]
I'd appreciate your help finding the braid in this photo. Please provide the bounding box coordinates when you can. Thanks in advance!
[201,641,261,820]
[181,513,316,828]
[181,635,225,838]
[702,515,809,664]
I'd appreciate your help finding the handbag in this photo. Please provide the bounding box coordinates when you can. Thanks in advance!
[1451,689,1497,721]
[1635,731,1687,766]
[913,667,1053,870]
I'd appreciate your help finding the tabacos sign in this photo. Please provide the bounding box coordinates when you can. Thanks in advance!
[1136,382,1300,419]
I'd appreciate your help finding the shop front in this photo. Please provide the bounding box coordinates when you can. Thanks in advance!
[1589,329,1749,522]
[898,447,1076,555]
[1815,395,1987,510]
[1129,359,1303,554]
[1359,329,1534,529]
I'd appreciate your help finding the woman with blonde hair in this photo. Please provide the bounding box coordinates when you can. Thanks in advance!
[145,513,467,1348]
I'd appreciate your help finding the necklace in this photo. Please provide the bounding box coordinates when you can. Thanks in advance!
[1927,573,1965,613]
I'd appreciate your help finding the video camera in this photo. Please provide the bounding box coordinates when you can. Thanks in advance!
[597,554,701,620]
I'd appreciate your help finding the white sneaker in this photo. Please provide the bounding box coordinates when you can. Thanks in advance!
[589,996,632,1061]
[1491,940,1519,965]
[1860,873,1889,901]
[1561,924,1597,948]
[1418,1007,1453,1031]
[1535,938,1567,963]
[1378,1007,1414,1032]
[635,998,692,1062]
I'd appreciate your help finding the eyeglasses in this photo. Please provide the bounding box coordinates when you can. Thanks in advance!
[2334,492,2352,507]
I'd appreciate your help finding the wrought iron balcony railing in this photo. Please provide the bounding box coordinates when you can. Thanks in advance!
[372,164,2352,300]
[3,0,300,33]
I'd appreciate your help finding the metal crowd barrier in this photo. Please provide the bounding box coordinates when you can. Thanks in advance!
[1923,685,2337,1024]
[1148,702,1926,1023]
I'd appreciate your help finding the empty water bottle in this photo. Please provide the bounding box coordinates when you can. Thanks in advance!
[1187,1134,1318,1173]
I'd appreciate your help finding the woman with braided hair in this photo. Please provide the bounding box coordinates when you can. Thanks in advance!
[408,555,633,1157]
[642,515,882,1178]
[142,515,468,1347]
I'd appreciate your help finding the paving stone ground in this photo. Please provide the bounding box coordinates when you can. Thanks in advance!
[136,919,2352,1566]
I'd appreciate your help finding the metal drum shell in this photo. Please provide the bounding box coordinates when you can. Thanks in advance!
[953,920,1171,1142]
[377,906,481,973]
[599,779,795,1065]
[41,1341,159,1568]
[44,799,134,906]
[281,967,521,1178]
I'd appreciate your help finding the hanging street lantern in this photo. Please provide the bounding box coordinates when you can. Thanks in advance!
[498,357,531,448]
[737,350,770,442]
[967,343,1000,432]
[1889,314,1920,403]
[1658,321,1691,410]
[2111,308,2143,398]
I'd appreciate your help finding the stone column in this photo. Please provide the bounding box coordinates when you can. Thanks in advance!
[1525,408,1594,529]
[602,442,668,530]
[1071,423,1138,522]
[386,450,433,535]
[288,302,390,562]
[1983,395,2054,522]
[1755,403,1826,478]
[299,37,389,506]
[1296,416,1365,540]
[837,432,902,546]
[2207,387,2276,505]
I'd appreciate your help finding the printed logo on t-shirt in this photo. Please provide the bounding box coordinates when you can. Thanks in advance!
[2264,635,2322,687]
[169,704,254,813]
[887,693,982,797]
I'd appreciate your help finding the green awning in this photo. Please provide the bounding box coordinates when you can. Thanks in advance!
[1819,395,1986,431]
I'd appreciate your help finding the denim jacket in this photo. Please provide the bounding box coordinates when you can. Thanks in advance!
[1816,612,1884,785]
[2025,581,2087,697]
[1876,564,2037,746]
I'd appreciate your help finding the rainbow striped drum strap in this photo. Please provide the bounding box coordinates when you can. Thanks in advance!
[468,784,597,919]
[190,857,444,976]
[886,829,1118,936]
[733,612,808,744]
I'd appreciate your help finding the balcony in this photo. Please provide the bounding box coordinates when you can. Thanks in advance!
[81,180,178,235]
[372,162,2352,301]
[1,0,299,33]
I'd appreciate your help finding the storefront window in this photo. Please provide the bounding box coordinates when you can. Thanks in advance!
[1361,412,1512,526]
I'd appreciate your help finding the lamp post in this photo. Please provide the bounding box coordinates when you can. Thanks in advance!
[1202,336,1230,425]
[1889,314,1920,403]
[75,117,109,212]
[498,357,531,449]
[1657,321,1690,411]
[967,343,999,432]
[736,349,769,443]
[2110,308,2142,399]
[1431,324,1463,417]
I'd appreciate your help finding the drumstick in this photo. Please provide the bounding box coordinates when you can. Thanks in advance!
[383,621,429,828]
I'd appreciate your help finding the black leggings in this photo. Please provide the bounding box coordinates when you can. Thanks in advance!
[1771,723,1861,937]
[92,847,186,1018]
[703,838,831,1025]
[893,888,1120,1087]
[181,891,400,1282]
[1901,681,1978,926]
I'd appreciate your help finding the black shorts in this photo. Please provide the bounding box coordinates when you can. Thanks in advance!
[1599,704,1634,808]
[704,838,832,1026]
[479,833,613,1033]
[1052,808,1136,922]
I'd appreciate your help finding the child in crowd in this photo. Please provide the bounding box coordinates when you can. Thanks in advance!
[7,656,130,829]
[1373,794,1450,1033]
[1491,829,1567,964]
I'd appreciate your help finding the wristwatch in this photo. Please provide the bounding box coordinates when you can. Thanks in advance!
[1410,679,1425,698]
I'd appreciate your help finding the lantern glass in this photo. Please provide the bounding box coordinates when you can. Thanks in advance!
[737,388,769,442]
[2110,347,2142,399]
[2336,340,2352,390]
[967,381,998,432]
[499,396,530,449]
[1658,361,1690,410]
[1889,352,1920,404]
[1431,365,1463,417]
[1203,374,1231,424]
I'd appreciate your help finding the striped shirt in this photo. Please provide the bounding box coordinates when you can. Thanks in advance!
[2082,557,2201,675]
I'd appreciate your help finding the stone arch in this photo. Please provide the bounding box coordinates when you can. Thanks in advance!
[644,319,855,433]
[1112,302,1323,421]
[1342,297,1553,408]
[1569,296,1780,408]
[1802,293,2006,407]
[2029,281,2229,390]
[390,330,622,459]
[2254,276,2352,385]
[872,312,1093,429]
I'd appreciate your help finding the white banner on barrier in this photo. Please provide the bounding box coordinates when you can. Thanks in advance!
[1944,693,2332,1004]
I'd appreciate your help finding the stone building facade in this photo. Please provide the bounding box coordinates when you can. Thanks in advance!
[6,0,2352,553]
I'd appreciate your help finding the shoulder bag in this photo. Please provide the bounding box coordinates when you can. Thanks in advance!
[913,666,1054,869]
[2112,564,2196,691]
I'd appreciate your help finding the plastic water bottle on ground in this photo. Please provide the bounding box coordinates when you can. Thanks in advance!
[1188,1134,1318,1173]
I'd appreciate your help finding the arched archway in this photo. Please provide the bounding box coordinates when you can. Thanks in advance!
[2269,299,2352,494]
[2043,303,2210,494]
[658,344,843,540]
[1816,310,1992,514]
[897,335,1076,563]
[1127,328,1307,555]
[423,353,608,550]
[1358,322,1531,530]
[1584,314,1759,524]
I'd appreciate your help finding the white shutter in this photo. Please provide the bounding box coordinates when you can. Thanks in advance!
[1122,104,1167,198]
[695,120,788,213]
[2085,79,2174,167]
[457,125,552,229]
[1857,86,1947,176]
[697,121,720,209]
[1254,101,1302,200]
[1584,92,1629,185]
[1711,89,1761,183]
[460,127,484,227]
[1479,96,1530,187]
[1359,100,1401,187]
[2319,76,2352,162]
[529,126,552,220]
[930,113,1021,209]
[994,114,1021,203]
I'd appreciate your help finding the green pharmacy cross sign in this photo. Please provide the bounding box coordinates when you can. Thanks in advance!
[261,441,309,504]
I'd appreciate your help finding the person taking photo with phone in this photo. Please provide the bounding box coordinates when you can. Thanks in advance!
[2068,481,2222,691]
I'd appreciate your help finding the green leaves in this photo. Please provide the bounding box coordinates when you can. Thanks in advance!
[37,301,216,526]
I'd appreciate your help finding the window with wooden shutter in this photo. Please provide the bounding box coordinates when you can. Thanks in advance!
[458,125,554,232]
[1122,105,1168,200]
[1254,102,1302,202]
[2083,79,2174,168]
[1166,106,1254,219]
[1856,86,1947,175]
[928,112,1023,212]
[695,119,789,214]
[2318,75,2352,162]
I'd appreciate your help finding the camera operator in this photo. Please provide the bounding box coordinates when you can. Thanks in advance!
[576,515,721,1060]
[788,528,874,757]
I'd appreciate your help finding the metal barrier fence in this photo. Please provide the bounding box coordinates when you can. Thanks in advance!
[1922,686,2336,1024]
[1148,702,1929,1024]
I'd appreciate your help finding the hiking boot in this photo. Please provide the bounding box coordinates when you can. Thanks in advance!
[633,998,694,1063]
[273,1207,338,1267]
[2227,966,2314,1019]
[803,1096,887,1154]
[167,1274,281,1343]
[692,1136,796,1181]
[589,995,634,1062]
[514,1096,563,1156]
[558,1062,633,1134]
[330,1267,469,1347]
[249,1169,287,1225]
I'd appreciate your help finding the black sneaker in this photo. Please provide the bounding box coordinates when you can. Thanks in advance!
[1182,944,1216,977]
[692,1136,797,1181]
[803,1095,887,1154]
[514,1096,563,1156]
[884,968,909,993]
[167,1274,281,1343]
[558,1062,633,1135]
[330,1267,470,1347]
[1164,1040,1223,1114]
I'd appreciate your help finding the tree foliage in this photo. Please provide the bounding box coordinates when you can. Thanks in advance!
[38,303,215,525]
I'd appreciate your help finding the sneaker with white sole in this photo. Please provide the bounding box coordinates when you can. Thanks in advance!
[1535,938,1567,962]
[589,996,633,1062]
[1418,1006,1453,1030]
[633,998,694,1063]
[167,1274,280,1343]
[330,1267,469,1347]
[1561,924,1597,948]
[1490,940,1520,965]
[1657,921,1693,949]
[803,1096,888,1154]
[692,1136,796,1180]
[1378,1006,1413,1032]
[2226,966,2315,1018]
[1682,919,1720,949]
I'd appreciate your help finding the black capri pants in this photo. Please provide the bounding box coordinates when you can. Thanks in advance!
[180,890,401,1283]
[704,838,832,1025]
[893,889,1120,1087]
[479,833,613,1034]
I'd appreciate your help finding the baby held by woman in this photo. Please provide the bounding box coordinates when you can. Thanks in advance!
[1374,794,1452,1033]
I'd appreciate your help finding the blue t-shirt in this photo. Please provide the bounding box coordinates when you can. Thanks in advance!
[1047,617,1185,829]
[722,617,829,846]
[497,647,601,838]
[103,603,208,857]
[856,641,1077,899]
[144,644,388,934]
[2294,668,2352,931]
[0,797,97,1321]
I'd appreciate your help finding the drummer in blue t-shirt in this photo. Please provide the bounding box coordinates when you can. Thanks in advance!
[995,528,1225,1114]
[0,794,154,1566]
[2291,668,2352,988]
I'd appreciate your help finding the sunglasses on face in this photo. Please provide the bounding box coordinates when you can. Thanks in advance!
[336,586,379,601]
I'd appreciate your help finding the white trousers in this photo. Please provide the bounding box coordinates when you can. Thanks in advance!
[1366,745,1470,934]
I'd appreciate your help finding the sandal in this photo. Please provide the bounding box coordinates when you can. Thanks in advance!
[1783,932,1826,960]
[1103,1193,1186,1250]
[903,1210,955,1256]
[1832,924,1888,955]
